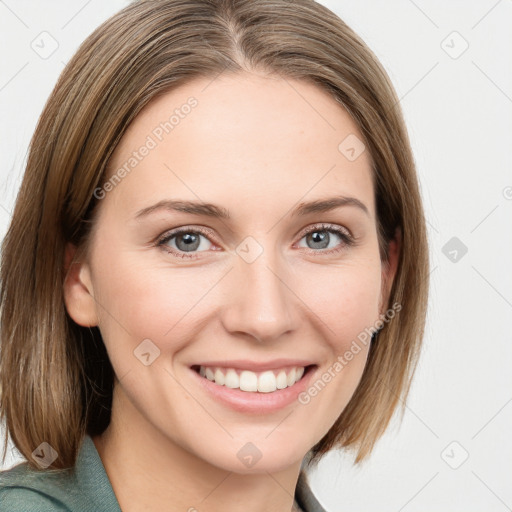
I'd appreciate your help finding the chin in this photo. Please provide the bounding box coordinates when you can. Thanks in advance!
[196,441,307,475]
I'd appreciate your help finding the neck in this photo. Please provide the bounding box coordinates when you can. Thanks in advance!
[93,384,304,512]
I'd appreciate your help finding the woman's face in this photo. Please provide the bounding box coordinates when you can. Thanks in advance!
[66,71,397,473]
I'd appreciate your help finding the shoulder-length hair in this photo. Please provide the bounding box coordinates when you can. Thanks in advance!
[0,0,429,471]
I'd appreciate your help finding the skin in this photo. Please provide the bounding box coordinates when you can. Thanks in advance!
[64,71,399,512]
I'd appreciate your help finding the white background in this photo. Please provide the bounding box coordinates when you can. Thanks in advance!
[1,1,511,511]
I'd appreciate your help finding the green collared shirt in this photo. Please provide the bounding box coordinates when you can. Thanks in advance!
[0,436,326,511]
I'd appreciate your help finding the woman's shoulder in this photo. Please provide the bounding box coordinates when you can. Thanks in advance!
[0,461,73,511]
[0,435,121,511]
[295,469,328,512]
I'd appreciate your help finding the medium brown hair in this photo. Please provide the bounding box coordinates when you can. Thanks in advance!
[0,0,429,471]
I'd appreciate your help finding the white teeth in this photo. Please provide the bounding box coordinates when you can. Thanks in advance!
[286,368,296,387]
[224,369,239,389]
[214,368,225,386]
[276,370,288,389]
[257,371,276,393]
[197,365,308,393]
[239,371,258,392]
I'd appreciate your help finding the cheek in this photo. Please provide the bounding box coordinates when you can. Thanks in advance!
[91,246,226,361]
[289,260,382,440]
[298,258,382,343]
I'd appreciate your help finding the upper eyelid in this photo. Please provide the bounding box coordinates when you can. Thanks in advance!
[303,223,352,236]
[157,225,215,244]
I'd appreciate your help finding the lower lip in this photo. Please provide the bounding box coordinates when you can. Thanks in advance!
[189,365,318,414]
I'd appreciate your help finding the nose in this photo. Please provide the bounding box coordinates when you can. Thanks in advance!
[220,246,300,344]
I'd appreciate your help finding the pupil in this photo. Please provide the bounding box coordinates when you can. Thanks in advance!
[177,233,199,251]
[309,231,328,249]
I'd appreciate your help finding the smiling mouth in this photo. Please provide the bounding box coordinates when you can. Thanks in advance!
[191,364,316,393]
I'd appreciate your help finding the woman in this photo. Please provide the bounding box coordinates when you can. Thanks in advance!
[0,0,429,510]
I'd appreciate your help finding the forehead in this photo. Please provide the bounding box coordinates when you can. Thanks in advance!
[103,72,375,222]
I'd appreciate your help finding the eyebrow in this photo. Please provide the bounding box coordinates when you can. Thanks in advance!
[134,196,370,220]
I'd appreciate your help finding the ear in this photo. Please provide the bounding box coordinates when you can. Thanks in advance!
[379,227,401,315]
[63,242,99,327]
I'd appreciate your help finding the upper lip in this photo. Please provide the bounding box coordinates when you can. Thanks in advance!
[191,359,316,372]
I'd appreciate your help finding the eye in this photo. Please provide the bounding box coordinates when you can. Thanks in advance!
[296,223,354,255]
[157,227,216,259]
[156,223,355,260]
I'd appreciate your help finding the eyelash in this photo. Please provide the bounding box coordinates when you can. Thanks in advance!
[156,223,355,260]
